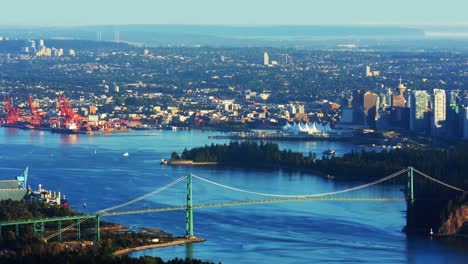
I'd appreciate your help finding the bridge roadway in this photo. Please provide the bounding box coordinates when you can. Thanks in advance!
[0,197,405,226]
[104,197,404,216]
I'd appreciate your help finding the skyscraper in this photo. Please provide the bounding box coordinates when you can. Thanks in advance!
[263,52,269,66]
[364,92,380,128]
[432,89,446,135]
[352,90,364,108]
[410,90,429,131]
[385,87,393,108]
[392,78,407,107]
[463,107,468,140]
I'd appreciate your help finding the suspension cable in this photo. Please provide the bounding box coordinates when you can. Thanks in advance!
[192,168,409,198]
[412,168,465,192]
[45,175,187,241]
[97,175,187,213]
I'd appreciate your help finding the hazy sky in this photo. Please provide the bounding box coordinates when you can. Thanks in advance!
[2,0,467,26]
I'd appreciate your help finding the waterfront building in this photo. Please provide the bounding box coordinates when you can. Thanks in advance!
[410,90,430,131]
[341,108,354,123]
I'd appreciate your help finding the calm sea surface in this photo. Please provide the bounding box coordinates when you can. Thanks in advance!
[0,128,467,263]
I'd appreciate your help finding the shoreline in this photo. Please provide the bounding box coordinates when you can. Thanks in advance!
[113,237,205,257]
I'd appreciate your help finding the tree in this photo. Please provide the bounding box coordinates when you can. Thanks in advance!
[170,152,181,160]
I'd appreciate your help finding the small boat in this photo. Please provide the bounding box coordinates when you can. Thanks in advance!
[122,152,129,157]
[322,149,336,155]
[325,174,335,179]
[160,159,168,165]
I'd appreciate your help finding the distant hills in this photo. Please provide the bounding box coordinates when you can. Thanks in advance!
[0,24,423,43]
[2,25,468,50]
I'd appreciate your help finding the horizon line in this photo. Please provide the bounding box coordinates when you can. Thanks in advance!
[0,23,468,29]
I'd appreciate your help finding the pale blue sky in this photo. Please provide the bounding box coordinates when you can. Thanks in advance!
[2,0,467,26]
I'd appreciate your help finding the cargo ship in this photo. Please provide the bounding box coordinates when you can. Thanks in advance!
[0,167,69,206]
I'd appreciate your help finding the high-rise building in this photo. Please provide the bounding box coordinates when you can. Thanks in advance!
[364,92,380,128]
[365,65,380,77]
[352,90,364,108]
[410,90,429,131]
[463,107,468,140]
[263,52,269,66]
[379,93,387,109]
[392,78,407,107]
[385,88,393,108]
[432,89,446,136]
[366,66,372,77]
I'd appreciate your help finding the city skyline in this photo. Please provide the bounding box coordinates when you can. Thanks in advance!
[0,0,467,27]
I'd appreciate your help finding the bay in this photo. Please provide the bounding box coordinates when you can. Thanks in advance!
[0,128,467,263]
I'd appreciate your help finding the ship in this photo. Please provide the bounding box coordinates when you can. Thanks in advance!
[322,149,336,155]
[0,167,69,206]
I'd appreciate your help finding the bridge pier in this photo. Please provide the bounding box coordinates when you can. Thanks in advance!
[95,215,101,242]
[33,222,45,238]
[76,219,81,241]
[186,173,194,238]
[57,221,62,243]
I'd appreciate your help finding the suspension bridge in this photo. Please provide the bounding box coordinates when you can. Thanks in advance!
[0,167,464,242]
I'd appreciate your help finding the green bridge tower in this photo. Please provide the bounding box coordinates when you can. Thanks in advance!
[186,173,194,238]
[405,166,416,231]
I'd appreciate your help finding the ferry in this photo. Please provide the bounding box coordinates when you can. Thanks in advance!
[322,149,336,155]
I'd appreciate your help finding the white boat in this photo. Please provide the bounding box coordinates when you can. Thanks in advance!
[322,149,336,155]
[122,152,129,157]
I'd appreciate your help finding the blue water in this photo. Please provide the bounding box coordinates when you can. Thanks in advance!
[0,128,467,263]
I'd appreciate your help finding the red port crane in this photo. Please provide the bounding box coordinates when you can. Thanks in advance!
[28,95,45,127]
[2,95,21,124]
[56,95,83,130]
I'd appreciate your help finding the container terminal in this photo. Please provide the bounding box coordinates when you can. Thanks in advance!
[1,94,128,134]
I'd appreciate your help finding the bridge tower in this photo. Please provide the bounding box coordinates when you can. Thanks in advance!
[407,167,414,202]
[405,167,416,231]
[186,173,194,238]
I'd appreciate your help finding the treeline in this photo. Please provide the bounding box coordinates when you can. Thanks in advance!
[181,141,314,167]
[180,141,468,188]
[0,200,75,222]
[0,250,217,264]
[0,200,217,264]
